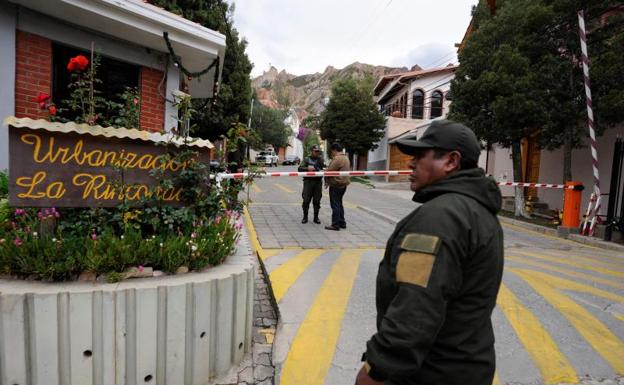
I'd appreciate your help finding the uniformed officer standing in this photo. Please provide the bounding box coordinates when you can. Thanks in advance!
[298,145,326,224]
[355,120,504,385]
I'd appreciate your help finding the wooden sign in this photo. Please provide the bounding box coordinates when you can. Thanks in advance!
[9,125,211,207]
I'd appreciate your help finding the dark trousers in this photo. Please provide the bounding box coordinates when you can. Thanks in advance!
[329,186,347,227]
[302,179,322,218]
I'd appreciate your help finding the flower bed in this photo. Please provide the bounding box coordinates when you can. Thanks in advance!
[0,203,241,281]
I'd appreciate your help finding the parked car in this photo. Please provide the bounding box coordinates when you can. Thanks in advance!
[282,155,301,166]
[255,149,279,167]
[209,159,221,171]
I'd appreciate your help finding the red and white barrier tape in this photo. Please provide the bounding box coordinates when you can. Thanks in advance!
[496,182,574,189]
[218,170,412,179]
[216,170,581,189]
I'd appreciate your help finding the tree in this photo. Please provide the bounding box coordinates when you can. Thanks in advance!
[250,101,290,150]
[319,77,386,159]
[149,0,253,142]
[449,0,623,216]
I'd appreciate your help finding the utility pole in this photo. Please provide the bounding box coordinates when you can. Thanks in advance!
[247,98,254,161]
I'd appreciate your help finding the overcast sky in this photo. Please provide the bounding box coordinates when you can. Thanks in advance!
[230,0,478,77]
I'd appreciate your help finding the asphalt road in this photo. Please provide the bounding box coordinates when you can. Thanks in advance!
[244,166,624,385]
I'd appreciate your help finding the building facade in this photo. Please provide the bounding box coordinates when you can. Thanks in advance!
[368,65,458,180]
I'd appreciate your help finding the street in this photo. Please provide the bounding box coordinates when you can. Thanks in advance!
[245,166,624,385]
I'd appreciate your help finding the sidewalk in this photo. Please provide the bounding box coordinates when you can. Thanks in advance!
[361,182,624,253]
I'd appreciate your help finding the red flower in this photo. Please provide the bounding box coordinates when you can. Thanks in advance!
[67,55,89,72]
[35,92,50,104]
[48,105,57,115]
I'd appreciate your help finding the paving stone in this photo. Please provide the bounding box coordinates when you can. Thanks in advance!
[254,365,275,381]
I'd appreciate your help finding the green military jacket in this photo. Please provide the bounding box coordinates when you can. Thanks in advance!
[298,156,325,182]
[365,168,504,385]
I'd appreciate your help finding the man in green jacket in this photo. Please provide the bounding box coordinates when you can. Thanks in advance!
[298,145,325,224]
[356,120,504,385]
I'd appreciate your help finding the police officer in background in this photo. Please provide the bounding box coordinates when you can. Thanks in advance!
[356,120,504,385]
[298,145,326,224]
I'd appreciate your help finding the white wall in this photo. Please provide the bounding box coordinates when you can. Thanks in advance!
[538,125,624,213]
[488,144,515,197]
[0,2,16,172]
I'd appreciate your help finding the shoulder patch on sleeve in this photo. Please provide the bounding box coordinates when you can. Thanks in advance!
[396,252,435,287]
[400,233,441,254]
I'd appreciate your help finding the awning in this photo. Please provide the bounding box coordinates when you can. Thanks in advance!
[4,116,214,148]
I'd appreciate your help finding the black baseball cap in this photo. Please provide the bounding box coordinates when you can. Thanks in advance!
[396,119,481,164]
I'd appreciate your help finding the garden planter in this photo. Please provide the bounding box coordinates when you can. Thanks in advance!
[0,234,255,385]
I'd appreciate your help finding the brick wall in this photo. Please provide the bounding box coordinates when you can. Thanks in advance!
[140,67,165,132]
[15,31,52,119]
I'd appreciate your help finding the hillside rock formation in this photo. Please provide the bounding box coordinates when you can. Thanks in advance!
[252,62,411,119]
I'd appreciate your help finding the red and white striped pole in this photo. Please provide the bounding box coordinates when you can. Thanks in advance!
[578,10,601,233]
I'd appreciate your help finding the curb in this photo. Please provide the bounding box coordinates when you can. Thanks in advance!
[497,216,559,237]
[357,205,400,224]
[358,206,624,253]
[567,233,624,253]
[498,215,624,252]
[243,206,281,321]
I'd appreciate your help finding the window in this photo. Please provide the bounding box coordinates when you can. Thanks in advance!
[411,89,424,119]
[430,90,444,118]
[52,43,140,123]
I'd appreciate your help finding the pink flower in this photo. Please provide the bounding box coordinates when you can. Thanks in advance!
[191,232,197,239]
[215,216,222,225]
[37,211,43,219]
[91,233,97,241]
[138,265,144,272]
[14,208,25,216]
[14,238,22,247]
[133,98,139,105]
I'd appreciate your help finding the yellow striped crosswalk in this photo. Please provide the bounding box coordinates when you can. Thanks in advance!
[269,249,324,302]
[511,268,624,375]
[250,216,624,385]
[279,249,364,385]
[505,255,624,290]
[496,284,578,384]
[275,183,296,193]
[508,250,624,279]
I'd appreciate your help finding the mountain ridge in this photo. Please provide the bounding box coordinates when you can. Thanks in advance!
[251,62,413,119]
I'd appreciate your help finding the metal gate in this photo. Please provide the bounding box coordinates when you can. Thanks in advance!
[605,138,624,241]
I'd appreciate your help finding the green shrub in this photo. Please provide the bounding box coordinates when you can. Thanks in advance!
[0,149,250,281]
[0,171,7,199]
[0,212,240,281]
